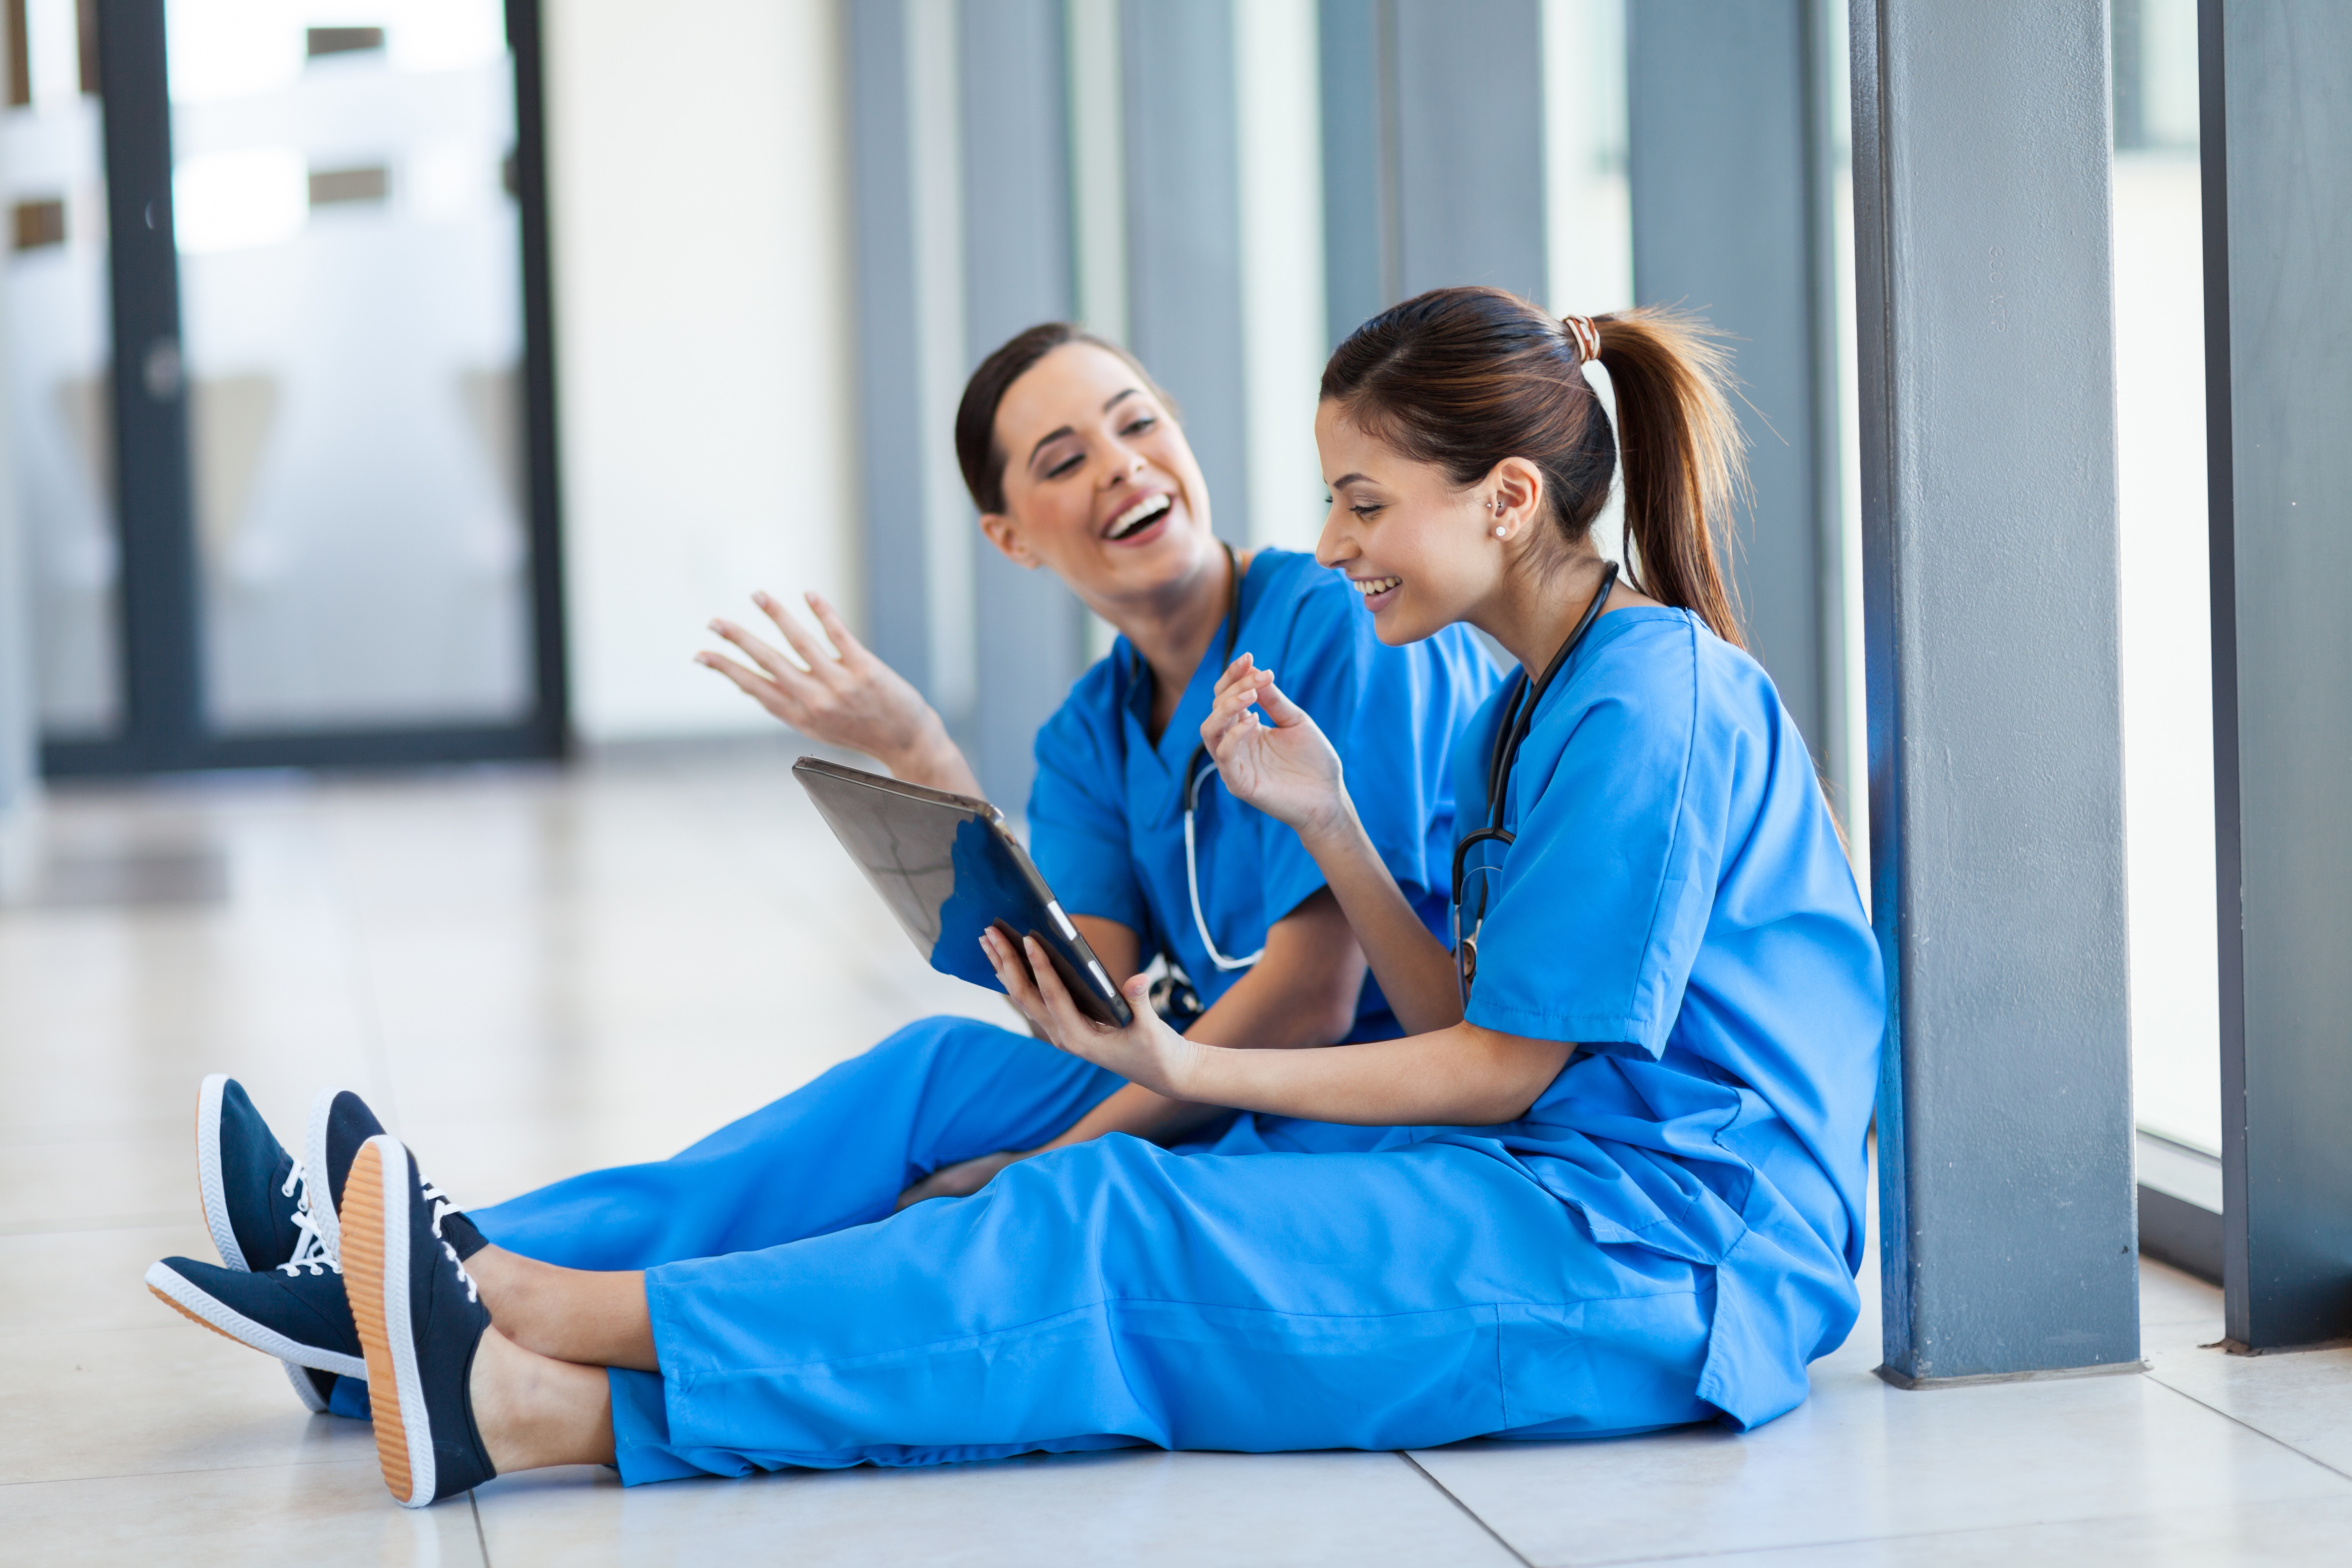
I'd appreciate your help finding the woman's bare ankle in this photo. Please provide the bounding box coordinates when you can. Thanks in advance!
[469,1327,616,1474]
[464,1246,657,1369]
[465,1246,575,1360]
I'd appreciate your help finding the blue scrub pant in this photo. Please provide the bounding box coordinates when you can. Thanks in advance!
[472,1016,1718,1483]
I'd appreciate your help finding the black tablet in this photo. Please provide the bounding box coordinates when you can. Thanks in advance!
[792,757,1135,1026]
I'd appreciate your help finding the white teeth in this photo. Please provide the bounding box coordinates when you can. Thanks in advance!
[1107,494,1171,539]
[1353,576,1401,596]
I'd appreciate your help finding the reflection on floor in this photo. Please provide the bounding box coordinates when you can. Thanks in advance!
[3,747,2346,1566]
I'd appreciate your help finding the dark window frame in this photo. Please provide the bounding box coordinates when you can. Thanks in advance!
[40,0,567,777]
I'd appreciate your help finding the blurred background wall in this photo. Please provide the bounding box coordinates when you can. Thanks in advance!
[544,0,857,743]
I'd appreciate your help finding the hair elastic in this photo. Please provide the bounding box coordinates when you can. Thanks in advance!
[1562,315,1602,365]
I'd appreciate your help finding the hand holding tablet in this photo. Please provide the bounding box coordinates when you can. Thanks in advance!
[793,758,1135,1026]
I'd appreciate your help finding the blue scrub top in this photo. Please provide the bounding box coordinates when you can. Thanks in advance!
[1440,607,1885,1429]
[1029,547,1498,1039]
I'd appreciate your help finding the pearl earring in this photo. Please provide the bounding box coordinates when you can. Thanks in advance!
[1494,525,1507,538]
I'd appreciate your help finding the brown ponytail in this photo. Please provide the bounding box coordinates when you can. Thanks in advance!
[1321,287,1748,649]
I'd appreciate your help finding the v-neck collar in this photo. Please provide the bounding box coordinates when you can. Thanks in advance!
[1118,549,1265,775]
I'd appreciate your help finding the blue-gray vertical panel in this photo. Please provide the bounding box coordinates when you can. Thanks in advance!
[1850,0,2139,1382]
[1627,0,1837,768]
[2202,0,2352,1350]
[1120,0,1251,546]
[1319,0,1390,348]
[847,1,935,704]
[1390,0,1546,302]
[963,0,1084,806]
[0,482,26,829]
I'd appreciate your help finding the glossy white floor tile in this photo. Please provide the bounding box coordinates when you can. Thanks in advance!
[2,751,2344,1565]
[474,1450,1522,1568]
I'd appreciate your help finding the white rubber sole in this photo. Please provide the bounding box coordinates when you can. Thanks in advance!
[195,1074,245,1271]
[303,1087,348,1259]
[284,1361,333,1414]
[346,1135,437,1508]
[142,1259,368,1380]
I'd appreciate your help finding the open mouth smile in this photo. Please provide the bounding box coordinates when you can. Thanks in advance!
[1104,493,1172,541]
[1351,575,1401,597]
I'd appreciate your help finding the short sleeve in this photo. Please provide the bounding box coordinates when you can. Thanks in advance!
[1026,664,1148,939]
[1461,622,1718,1057]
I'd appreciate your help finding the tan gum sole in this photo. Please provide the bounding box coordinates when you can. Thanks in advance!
[341,1140,415,1505]
[148,1284,255,1349]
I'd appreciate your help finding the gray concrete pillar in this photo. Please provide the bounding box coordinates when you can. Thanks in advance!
[963,0,1086,806]
[2201,0,2352,1351]
[1119,0,1252,546]
[846,0,954,720]
[1850,0,2140,1383]
[1318,0,1547,342]
[0,371,32,892]
[1627,0,1843,781]
[1390,0,1547,304]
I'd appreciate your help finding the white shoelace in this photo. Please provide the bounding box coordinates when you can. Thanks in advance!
[275,1161,340,1277]
[422,1180,480,1304]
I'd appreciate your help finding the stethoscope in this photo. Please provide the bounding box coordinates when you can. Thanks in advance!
[1177,541,1261,972]
[1450,561,1618,1003]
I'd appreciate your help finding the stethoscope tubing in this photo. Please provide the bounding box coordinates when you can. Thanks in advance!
[1176,542,1264,972]
[1450,562,1621,999]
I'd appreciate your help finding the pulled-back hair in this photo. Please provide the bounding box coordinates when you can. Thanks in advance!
[1320,287,1746,647]
[954,322,1178,515]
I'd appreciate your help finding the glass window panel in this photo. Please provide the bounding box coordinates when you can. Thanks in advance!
[5,0,121,740]
[167,0,531,734]
[2112,0,2219,1154]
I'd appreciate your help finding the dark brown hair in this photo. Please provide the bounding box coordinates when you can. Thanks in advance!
[1320,286,1747,647]
[954,323,1177,515]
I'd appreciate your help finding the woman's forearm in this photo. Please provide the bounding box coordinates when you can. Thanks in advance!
[1035,1081,1228,1151]
[1166,1024,1570,1128]
[1296,802,1465,1037]
[1183,890,1366,1049]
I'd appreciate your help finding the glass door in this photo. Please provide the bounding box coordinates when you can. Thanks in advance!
[26,0,563,775]
[4,0,121,743]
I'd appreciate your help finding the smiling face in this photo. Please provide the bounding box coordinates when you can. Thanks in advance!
[1314,399,1532,647]
[980,343,1219,616]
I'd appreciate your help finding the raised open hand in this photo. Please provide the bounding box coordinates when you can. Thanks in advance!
[696,591,980,796]
[1198,654,1351,840]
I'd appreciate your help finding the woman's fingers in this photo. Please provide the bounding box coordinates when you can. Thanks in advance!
[1211,652,1258,702]
[695,649,799,720]
[1021,935,1087,1029]
[803,592,870,667]
[757,595,847,684]
[1253,675,1310,728]
[711,617,820,692]
[980,930,1049,1025]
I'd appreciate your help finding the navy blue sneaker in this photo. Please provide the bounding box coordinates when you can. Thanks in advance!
[194,1074,341,1412]
[306,1089,490,1264]
[342,1135,497,1507]
[301,1087,384,1261]
[143,1253,367,1382]
[196,1073,315,1274]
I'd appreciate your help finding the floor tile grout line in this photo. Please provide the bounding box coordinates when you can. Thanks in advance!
[1397,1451,1534,1568]
[0,1455,383,1490]
[471,1488,492,1565]
[2141,1364,2352,1485]
[0,1213,199,1237]
[1505,1498,2352,1568]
